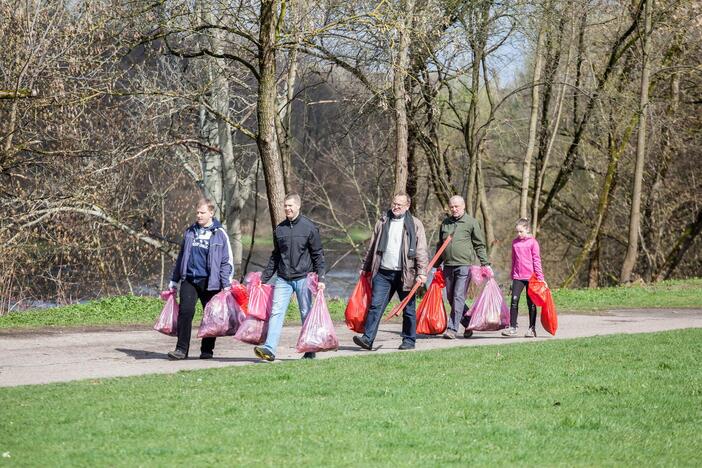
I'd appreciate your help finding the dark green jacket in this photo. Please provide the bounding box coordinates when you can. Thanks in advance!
[437,214,490,266]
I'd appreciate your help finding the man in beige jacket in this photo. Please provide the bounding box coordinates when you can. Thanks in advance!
[352,193,428,350]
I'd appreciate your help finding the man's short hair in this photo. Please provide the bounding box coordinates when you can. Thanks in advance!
[393,193,411,205]
[449,195,465,206]
[284,193,301,205]
[197,197,216,212]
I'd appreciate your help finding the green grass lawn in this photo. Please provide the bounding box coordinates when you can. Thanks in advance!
[1,329,701,465]
[0,278,699,330]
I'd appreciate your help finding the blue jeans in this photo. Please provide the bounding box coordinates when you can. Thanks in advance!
[362,269,416,345]
[262,276,312,354]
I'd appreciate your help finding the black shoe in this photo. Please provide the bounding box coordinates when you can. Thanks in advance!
[398,341,415,350]
[463,329,473,339]
[353,335,373,350]
[199,351,213,359]
[302,352,316,359]
[167,349,187,360]
[254,346,275,362]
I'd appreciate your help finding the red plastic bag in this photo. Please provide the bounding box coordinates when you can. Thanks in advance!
[154,290,179,336]
[528,274,558,335]
[245,272,273,320]
[345,272,372,333]
[231,281,249,313]
[416,269,447,335]
[233,317,268,344]
[296,274,339,353]
[467,265,492,299]
[197,290,243,338]
[467,278,510,331]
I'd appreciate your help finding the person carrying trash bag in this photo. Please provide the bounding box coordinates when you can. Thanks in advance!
[253,193,326,362]
[436,195,491,340]
[167,198,234,360]
[352,193,428,351]
[502,218,546,338]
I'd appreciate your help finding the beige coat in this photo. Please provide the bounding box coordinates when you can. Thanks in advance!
[362,214,429,291]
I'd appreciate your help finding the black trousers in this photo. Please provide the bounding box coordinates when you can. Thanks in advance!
[510,279,536,329]
[176,279,218,354]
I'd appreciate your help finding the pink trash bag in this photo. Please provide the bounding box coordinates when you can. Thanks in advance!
[154,290,179,336]
[296,273,339,353]
[467,277,510,331]
[234,317,269,345]
[197,290,243,338]
[467,265,492,299]
[246,272,274,320]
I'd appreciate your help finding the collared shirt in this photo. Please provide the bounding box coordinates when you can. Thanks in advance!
[380,218,404,270]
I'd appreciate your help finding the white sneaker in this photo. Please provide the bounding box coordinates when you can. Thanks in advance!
[524,327,536,338]
[501,327,517,337]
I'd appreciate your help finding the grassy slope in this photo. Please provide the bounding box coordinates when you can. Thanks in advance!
[1,330,701,465]
[0,278,700,330]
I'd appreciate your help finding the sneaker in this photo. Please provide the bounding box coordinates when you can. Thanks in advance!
[167,349,187,360]
[524,327,536,338]
[199,351,214,359]
[501,327,518,337]
[443,330,456,340]
[463,329,473,339]
[398,341,415,350]
[353,335,373,350]
[254,346,275,362]
[302,352,316,359]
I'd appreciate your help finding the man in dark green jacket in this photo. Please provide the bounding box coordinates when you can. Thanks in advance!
[436,195,491,339]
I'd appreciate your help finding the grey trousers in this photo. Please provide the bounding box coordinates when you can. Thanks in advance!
[443,265,471,332]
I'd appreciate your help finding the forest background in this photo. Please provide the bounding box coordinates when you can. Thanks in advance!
[1,0,700,313]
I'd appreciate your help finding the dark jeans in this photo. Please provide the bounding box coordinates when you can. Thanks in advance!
[444,265,471,332]
[177,279,218,354]
[362,269,417,345]
[510,279,536,328]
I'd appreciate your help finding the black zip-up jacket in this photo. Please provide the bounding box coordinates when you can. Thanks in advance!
[262,215,326,283]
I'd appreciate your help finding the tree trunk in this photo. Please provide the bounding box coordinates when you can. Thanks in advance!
[620,0,652,283]
[477,145,494,255]
[258,0,286,227]
[392,0,416,195]
[520,27,545,219]
[655,209,702,282]
[587,235,600,288]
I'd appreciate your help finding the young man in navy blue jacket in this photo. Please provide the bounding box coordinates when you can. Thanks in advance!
[167,198,233,360]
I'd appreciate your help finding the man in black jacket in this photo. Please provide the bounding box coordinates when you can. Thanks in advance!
[254,193,326,362]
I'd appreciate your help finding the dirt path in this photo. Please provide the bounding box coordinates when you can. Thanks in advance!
[1,309,700,387]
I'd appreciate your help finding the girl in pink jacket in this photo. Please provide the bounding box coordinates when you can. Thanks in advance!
[502,218,545,338]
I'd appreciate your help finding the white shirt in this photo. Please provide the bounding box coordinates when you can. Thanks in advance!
[380,218,404,271]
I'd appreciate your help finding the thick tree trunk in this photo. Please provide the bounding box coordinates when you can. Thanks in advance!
[620,0,652,283]
[392,0,415,195]
[258,0,286,227]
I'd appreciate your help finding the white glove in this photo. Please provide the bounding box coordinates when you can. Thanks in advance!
[168,281,178,291]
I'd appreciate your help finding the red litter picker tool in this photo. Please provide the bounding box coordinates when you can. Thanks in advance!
[385,234,452,321]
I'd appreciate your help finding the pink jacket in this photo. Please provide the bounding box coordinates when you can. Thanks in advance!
[511,236,544,281]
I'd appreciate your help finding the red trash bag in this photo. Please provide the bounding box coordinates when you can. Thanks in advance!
[197,290,243,338]
[296,273,339,353]
[416,269,447,335]
[467,265,492,299]
[154,290,179,336]
[467,278,510,331]
[345,272,372,333]
[245,272,273,320]
[528,274,558,335]
[233,317,269,344]
[231,281,249,313]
